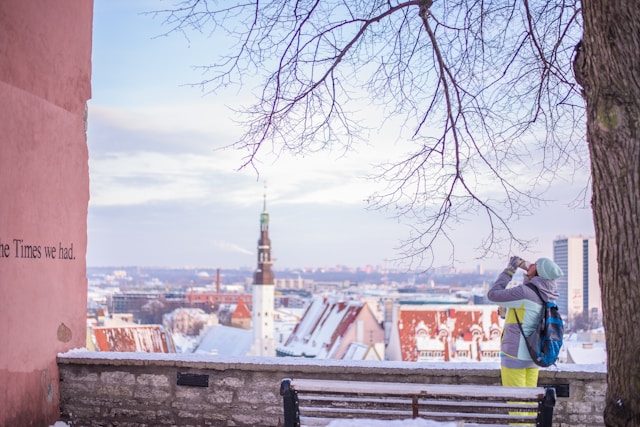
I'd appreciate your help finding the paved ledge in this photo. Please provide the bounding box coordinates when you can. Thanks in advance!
[57,350,606,426]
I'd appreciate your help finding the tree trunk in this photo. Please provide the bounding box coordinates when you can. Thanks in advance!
[580,1,640,425]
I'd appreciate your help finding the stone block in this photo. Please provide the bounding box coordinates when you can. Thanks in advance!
[566,401,595,414]
[172,400,211,413]
[177,410,199,419]
[175,386,208,401]
[206,389,235,405]
[104,406,141,418]
[137,373,170,388]
[101,371,136,385]
[583,381,606,399]
[134,387,172,401]
[68,371,99,383]
[240,388,278,404]
[95,384,134,398]
[211,375,245,388]
[232,411,276,426]
[202,411,227,421]
[59,379,98,394]
[568,412,604,425]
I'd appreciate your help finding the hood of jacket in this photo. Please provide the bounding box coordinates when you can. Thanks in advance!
[526,275,560,302]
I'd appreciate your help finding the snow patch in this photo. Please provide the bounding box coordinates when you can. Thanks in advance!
[326,420,458,427]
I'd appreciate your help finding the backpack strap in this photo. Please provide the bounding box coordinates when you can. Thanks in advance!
[524,283,545,303]
[513,307,528,336]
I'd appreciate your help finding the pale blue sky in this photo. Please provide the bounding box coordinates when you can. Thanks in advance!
[87,0,595,271]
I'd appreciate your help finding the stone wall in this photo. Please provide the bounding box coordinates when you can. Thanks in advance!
[58,351,606,426]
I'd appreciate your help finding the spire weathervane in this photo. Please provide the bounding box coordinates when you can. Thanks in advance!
[263,181,267,212]
[260,182,269,229]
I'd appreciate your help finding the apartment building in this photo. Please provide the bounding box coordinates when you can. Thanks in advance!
[553,236,601,326]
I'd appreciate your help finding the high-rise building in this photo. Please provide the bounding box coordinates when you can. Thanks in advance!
[553,236,601,326]
[248,189,277,356]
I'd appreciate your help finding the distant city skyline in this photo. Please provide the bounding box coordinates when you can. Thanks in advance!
[87,1,595,271]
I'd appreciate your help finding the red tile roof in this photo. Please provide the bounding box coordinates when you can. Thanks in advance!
[92,325,176,353]
[232,297,252,319]
[396,305,502,362]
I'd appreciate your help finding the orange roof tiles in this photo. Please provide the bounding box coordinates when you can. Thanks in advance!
[396,305,502,362]
[232,297,252,319]
[92,325,176,353]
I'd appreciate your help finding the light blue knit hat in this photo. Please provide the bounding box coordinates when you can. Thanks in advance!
[536,258,563,280]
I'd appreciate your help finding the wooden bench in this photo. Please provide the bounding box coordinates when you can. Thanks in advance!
[280,378,556,426]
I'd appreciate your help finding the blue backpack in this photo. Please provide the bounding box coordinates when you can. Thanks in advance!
[514,283,564,367]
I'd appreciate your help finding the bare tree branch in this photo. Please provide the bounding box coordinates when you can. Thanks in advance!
[150,0,585,268]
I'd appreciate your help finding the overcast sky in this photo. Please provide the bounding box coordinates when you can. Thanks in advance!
[87,0,595,272]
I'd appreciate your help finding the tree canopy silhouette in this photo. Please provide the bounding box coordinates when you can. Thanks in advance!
[154,2,640,424]
[154,0,586,266]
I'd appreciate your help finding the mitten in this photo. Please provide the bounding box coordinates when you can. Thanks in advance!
[507,256,521,274]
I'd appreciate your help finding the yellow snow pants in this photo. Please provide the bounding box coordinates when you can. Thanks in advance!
[500,366,539,387]
[501,366,539,425]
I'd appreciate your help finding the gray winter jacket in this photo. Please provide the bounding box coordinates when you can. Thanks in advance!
[487,269,560,369]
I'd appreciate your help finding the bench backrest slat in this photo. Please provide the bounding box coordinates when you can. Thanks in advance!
[298,395,539,410]
[290,379,545,400]
[299,406,538,421]
[298,397,540,413]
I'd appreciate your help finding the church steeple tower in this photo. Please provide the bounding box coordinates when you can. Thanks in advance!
[254,188,274,285]
[248,184,276,357]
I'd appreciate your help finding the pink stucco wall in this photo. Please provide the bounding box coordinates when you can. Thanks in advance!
[0,1,93,425]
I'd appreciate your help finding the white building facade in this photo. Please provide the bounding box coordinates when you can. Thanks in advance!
[553,236,601,325]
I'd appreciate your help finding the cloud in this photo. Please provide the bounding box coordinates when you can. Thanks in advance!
[213,240,254,256]
[87,101,388,209]
[88,104,238,156]
[86,98,595,271]
[86,1,595,271]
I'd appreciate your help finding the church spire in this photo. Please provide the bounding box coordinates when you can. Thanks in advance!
[249,183,276,357]
[254,183,274,285]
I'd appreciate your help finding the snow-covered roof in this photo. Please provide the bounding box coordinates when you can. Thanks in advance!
[277,296,369,358]
[342,342,368,360]
[565,341,607,365]
[326,419,458,427]
[163,307,208,322]
[194,324,253,357]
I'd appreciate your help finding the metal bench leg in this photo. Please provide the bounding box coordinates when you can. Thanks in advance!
[538,387,556,427]
[280,378,299,427]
